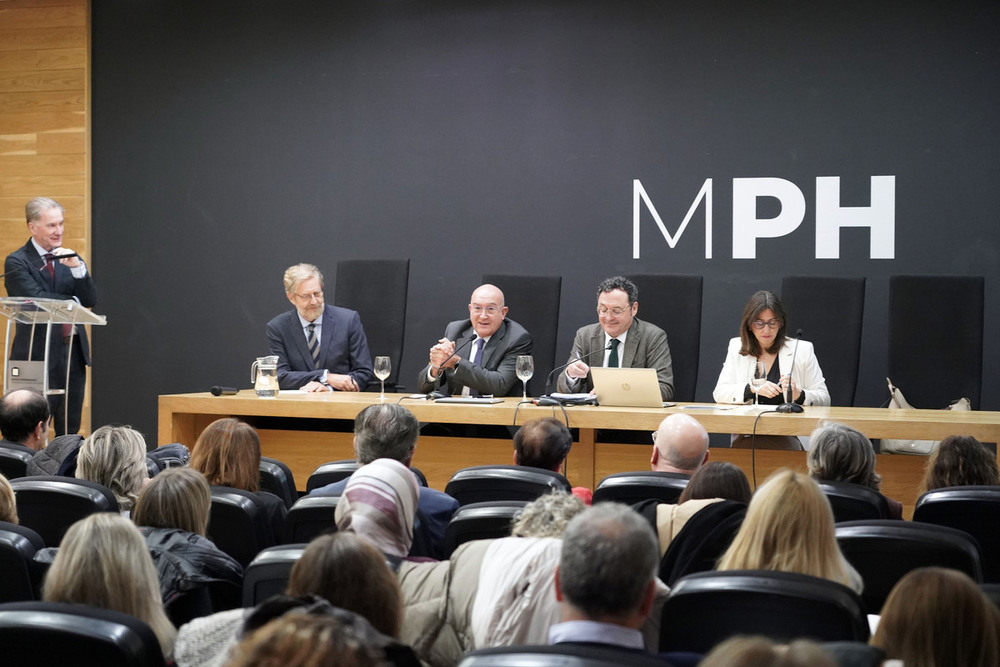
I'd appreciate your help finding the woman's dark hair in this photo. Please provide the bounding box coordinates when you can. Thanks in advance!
[678,461,752,504]
[738,290,788,357]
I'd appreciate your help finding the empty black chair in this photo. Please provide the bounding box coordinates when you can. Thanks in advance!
[335,259,409,391]
[460,644,677,667]
[260,457,298,509]
[660,570,869,653]
[242,544,306,607]
[981,583,1000,612]
[0,521,45,603]
[817,480,889,523]
[626,274,703,402]
[781,276,866,406]
[11,476,118,546]
[913,485,1000,582]
[442,500,527,557]
[444,465,571,506]
[482,274,562,396]
[836,519,983,613]
[593,471,689,505]
[284,495,339,545]
[306,459,427,494]
[0,601,165,666]
[0,447,33,479]
[208,486,276,568]
[888,275,984,410]
[657,500,747,587]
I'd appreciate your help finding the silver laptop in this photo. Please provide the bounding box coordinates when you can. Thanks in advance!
[590,367,667,408]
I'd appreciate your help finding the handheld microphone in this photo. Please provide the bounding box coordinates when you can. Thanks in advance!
[538,342,614,398]
[38,252,80,269]
[776,328,804,413]
[433,334,479,372]
[210,386,239,396]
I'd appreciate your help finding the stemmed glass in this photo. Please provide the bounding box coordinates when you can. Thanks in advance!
[374,356,391,401]
[751,361,766,407]
[516,355,534,401]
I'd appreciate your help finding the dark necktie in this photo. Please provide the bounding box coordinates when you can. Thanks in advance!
[469,338,485,397]
[43,253,56,285]
[608,338,620,367]
[306,323,320,369]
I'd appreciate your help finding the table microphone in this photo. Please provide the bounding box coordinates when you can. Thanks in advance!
[535,342,613,403]
[433,334,479,372]
[210,386,239,396]
[776,328,804,413]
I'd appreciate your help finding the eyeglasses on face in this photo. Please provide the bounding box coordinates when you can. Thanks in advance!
[751,319,781,330]
[295,291,324,301]
[597,307,629,318]
[470,305,500,315]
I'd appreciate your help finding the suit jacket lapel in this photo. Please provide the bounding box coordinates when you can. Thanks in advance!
[481,321,508,367]
[622,320,642,367]
[320,307,337,366]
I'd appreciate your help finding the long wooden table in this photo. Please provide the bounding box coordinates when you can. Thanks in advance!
[159,391,1000,519]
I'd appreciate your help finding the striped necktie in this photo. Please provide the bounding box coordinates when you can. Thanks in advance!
[306,323,320,369]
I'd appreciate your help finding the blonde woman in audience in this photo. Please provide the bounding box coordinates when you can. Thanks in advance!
[871,567,1000,667]
[717,469,863,593]
[133,466,243,607]
[43,512,176,658]
[0,473,17,523]
[699,636,837,667]
[190,418,286,545]
[921,434,1000,493]
[76,424,148,514]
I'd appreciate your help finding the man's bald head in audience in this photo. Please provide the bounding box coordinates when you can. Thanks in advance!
[650,413,709,474]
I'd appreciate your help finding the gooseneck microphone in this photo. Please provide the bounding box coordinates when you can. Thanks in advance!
[210,386,239,396]
[433,334,479,372]
[534,342,614,405]
[776,328,804,413]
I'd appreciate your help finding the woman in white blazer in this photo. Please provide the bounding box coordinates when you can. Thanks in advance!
[714,290,829,449]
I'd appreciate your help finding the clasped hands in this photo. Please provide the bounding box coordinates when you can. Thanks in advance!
[300,374,359,392]
[428,338,457,378]
[753,375,800,401]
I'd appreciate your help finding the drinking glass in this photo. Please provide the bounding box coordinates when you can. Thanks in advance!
[516,355,534,401]
[374,356,391,400]
[751,361,766,407]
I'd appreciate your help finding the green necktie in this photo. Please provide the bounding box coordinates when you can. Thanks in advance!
[608,338,620,367]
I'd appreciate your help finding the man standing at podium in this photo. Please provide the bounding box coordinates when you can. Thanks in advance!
[3,197,97,435]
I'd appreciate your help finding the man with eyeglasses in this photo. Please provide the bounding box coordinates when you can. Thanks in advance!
[266,263,374,392]
[417,283,532,397]
[556,276,674,400]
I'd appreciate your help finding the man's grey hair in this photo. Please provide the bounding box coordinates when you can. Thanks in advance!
[559,503,658,619]
[510,491,586,538]
[597,276,638,304]
[25,197,63,224]
[283,263,324,296]
[353,403,419,464]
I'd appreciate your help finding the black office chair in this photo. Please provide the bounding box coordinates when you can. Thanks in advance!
[913,485,1000,582]
[444,465,571,507]
[460,644,677,667]
[0,521,45,603]
[981,583,1000,612]
[208,486,272,568]
[888,275,984,410]
[260,457,298,509]
[284,495,340,544]
[242,544,306,607]
[626,274,703,402]
[659,570,869,653]
[164,579,242,628]
[781,276,866,406]
[0,448,33,480]
[335,259,409,392]
[305,459,427,494]
[836,519,984,613]
[657,500,747,587]
[0,601,165,666]
[592,471,690,505]
[482,274,562,396]
[817,480,889,522]
[10,476,119,547]
[442,500,527,557]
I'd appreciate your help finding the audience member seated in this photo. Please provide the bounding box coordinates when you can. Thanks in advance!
[921,435,1000,493]
[175,531,413,667]
[642,461,751,557]
[75,424,149,515]
[871,567,1000,666]
[807,421,903,519]
[43,513,176,658]
[0,389,50,456]
[398,491,587,664]
[0,473,17,523]
[132,466,243,610]
[26,435,83,476]
[650,413,710,475]
[310,403,458,559]
[190,418,287,546]
[225,610,407,667]
[699,636,837,667]
[547,503,668,659]
[717,469,863,594]
[513,417,591,504]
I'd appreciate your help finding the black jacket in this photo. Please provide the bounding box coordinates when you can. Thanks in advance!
[140,526,244,604]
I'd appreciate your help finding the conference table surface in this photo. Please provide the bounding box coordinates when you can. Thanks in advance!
[159,391,1000,519]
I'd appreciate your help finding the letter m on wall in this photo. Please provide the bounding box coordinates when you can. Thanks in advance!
[633,179,713,259]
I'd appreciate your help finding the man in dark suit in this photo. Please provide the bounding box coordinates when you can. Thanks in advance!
[310,402,458,559]
[3,197,97,435]
[0,389,50,455]
[417,283,532,397]
[266,263,374,392]
[556,276,674,401]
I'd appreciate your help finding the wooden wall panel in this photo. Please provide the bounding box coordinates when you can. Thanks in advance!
[0,0,91,433]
